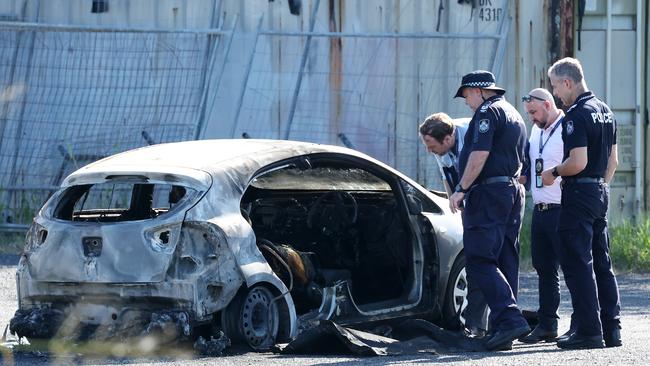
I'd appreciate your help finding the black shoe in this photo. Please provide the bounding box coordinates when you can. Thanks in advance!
[557,333,605,349]
[603,327,622,347]
[519,325,558,343]
[557,327,576,341]
[485,324,530,351]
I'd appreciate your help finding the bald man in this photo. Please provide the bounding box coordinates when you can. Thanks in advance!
[519,88,566,343]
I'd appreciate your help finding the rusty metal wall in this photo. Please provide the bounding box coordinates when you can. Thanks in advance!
[1,0,644,230]
[0,0,513,229]
[209,0,511,189]
[0,0,521,231]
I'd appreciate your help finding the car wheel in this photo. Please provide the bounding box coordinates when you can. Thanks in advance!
[221,285,280,350]
[442,254,468,330]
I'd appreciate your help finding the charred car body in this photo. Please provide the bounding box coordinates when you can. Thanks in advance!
[11,139,469,350]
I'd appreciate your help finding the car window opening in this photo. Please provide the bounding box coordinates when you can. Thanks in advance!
[53,181,194,222]
[250,166,391,191]
[242,162,416,315]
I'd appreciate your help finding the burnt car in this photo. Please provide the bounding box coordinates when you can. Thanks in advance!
[11,139,471,350]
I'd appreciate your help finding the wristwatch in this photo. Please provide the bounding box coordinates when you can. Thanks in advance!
[552,166,560,177]
[455,183,470,193]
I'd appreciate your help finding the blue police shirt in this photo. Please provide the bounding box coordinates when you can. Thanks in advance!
[562,91,617,178]
[458,95,528,182]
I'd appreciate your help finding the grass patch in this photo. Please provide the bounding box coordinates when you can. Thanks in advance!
[518,197,533,271]
[609,218,650,272]
[518,196,650,273]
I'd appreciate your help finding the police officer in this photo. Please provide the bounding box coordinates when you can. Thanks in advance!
[419,112,489,338]
[449,70,530,351]
[542,57,622,349]
[519,88,566,343]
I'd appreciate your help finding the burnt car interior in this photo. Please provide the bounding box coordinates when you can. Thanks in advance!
[53,179,194,222]
[241,155,422,315]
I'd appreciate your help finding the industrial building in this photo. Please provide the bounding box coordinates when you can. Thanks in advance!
[0,0,646,229]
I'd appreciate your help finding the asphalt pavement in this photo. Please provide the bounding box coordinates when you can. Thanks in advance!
[1,256,649,366]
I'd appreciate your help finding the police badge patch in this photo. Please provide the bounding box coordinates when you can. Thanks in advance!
[566,120,574,135]
[478,119,490,133]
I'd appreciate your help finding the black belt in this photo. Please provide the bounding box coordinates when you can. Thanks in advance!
[562,177,605,185]
[534,203,561,212]
[477,176,517,185]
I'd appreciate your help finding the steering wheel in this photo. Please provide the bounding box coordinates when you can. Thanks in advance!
[307,191,358,234]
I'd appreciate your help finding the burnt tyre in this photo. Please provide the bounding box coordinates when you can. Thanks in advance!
[442,254,469,330]
[221,285,280,351]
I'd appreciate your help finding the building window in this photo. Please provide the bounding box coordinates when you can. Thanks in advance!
[91,0,109,13]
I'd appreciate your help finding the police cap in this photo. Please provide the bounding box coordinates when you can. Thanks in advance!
[454,70,506,98]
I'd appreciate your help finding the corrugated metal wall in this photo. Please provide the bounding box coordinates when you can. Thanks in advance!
[205,0,512,189]
[0,0,645,227]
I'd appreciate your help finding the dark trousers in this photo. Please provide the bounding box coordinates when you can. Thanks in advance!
[465,273,488,331]
[531,206,562,330]
[558,182,621,336]
[462,183,527,331]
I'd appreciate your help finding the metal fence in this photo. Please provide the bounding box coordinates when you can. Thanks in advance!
[0,22,229,230]
[0,0,509,232]
[230,1,509,188]
[233,32,502,173]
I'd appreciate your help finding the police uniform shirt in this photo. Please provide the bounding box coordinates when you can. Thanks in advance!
[529,113,563,204]
[434,120,469,190]
[459,95,528,181]
[562,91,617,178]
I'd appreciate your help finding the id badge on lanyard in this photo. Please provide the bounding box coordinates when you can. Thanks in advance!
[535,158,544,188]
[536,119,562,188]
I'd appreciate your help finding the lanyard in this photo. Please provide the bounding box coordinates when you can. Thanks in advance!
[538,117,562,157]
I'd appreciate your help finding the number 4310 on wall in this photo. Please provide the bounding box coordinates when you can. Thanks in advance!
[479,6,502,22]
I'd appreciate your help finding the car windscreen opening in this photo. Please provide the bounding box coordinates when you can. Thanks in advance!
[250,167,391,191]
[52,182,195,222]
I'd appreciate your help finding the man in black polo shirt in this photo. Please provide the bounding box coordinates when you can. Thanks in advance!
[449,70,530,351]
[542,57,622,349]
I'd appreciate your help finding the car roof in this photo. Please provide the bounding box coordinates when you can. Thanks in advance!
[60,138,455,214]
[62,139,367,187]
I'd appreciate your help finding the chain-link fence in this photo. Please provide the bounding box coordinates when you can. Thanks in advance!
[221,0,510,191]
[231,32,505,188]
[0,23,228,230]
[0,0,509,232]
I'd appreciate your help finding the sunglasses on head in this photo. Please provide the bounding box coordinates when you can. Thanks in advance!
[521,94,546,103]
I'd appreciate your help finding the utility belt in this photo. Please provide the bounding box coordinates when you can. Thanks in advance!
[534,202,561,212]
[561,177,605,186]
[476,176,518,186]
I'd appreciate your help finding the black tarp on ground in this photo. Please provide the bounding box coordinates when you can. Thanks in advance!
[277,319,489,356]
[278,310,540,356]
[277,320,405,356]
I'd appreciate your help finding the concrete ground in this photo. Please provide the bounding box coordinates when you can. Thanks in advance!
[1,257,648,366]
